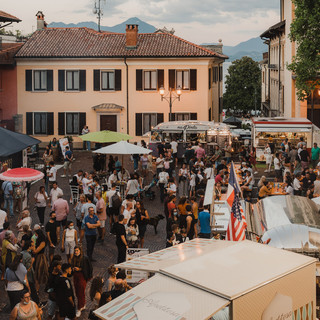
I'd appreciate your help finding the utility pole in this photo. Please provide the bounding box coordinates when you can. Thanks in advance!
[93,0,103,32]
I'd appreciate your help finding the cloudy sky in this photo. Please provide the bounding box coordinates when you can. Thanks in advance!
[2,0,280,45]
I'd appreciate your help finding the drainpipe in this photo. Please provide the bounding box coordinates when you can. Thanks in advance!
[124,57,129,134]
[278,35,282,116]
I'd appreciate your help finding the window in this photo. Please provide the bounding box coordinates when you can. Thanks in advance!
[176,70,189,90]
[34,112,47,134]
[34,70,47,91]
[171,113,197,121]
[144,70,157,90]
[135,113,163,136]
[101,71,115,90]
[66,70,79,90]
[66,113,80,135]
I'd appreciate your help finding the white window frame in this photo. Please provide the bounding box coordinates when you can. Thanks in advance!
[65,70,80,91]
[143,70,157,91]
[101,70,115,91]
[142,113,158,134]
[65,112,80,135]
[33,70,47,91]
[33,112,47,135]
[176,69,190,90]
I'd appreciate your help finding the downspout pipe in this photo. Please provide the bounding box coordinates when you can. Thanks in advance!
[124,57,129,134]
[278,34,282,116]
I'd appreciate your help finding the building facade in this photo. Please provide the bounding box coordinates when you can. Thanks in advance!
[260,0,320,127]
[15,19,227,145]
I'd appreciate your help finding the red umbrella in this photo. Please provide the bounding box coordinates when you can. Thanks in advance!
[0,168,44,182]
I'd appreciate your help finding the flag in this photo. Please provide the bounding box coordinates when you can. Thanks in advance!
[226,193,247,241]
[226,162,241,208]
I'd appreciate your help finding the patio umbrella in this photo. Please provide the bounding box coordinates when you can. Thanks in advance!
[79,130,132,143]
[0,167,44,182]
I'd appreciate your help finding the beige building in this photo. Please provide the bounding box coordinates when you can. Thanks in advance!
[260,0,320,127]
[15,17,227,145]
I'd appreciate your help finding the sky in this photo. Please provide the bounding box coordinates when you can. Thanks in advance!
[2,0,280,46]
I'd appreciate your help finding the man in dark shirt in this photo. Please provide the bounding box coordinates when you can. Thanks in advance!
[45,212,58,263]
[115,214,128,263]
[299,145,310,170]
[55,263,76,320]
[216,159,228,175]
[184,144,195,165]
[302,173,313,194]
[46,260,61,320]
[157,142,165,156]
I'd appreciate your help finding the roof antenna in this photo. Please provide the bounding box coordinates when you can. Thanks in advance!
[93,0,105,32]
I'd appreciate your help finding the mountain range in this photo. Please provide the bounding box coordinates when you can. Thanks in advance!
[48,18,267,62]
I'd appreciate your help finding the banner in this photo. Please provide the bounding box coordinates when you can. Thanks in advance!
[59,138,69,158]
[126,248,149,284]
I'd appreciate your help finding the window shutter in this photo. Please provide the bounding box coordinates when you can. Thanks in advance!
[46,112,54,135]
[169,69,175,90]
[219,66,223,82]
[58,70,65,91]
[157,69,164,90]
[25,70,32,91]
[157,113,164,124]
[115,69,122,91]
[190,113,197,120]
[209,68,212,89]
[47,70,53,91]
[58,112,65,135]
[26,112,33,135]
[136,70,143,91]
[79,113,86,134]
[190,69,197,90]
[135,113,142,136]
[79,70,86,91]
[93,70,100,91]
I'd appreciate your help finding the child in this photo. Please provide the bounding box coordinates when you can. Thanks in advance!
[180,228,189,243]
[166,232,175,248]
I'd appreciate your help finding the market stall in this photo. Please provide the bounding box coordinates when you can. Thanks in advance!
[94,239,316,320]
[149,120,232,158]
[252,117,320,161]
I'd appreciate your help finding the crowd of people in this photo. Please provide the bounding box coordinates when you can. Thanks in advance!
[1,134,320,319]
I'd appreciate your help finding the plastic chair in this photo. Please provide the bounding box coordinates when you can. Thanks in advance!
[70,185,80,204]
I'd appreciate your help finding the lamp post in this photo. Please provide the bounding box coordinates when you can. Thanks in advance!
[159,86,182,121]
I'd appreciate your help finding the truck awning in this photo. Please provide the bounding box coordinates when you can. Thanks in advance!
[94,274,230,320]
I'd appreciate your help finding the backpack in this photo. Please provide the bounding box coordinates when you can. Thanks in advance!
[111,192,121,209]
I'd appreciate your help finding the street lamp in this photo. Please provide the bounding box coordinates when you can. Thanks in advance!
[159,86,182,121]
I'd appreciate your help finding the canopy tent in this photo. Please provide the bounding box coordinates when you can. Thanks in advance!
[79,130,132,143]
[223,116,242,128]
[94,274,229,320]
[0,167,44,182]
[93,141,152,155]
[0,127,40,157]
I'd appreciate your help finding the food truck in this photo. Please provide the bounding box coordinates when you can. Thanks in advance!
[252,117,320,161]
[94,239,316,320]
[149,120,232,158]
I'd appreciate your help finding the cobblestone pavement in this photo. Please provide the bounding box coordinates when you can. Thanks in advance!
[0,151,167,319]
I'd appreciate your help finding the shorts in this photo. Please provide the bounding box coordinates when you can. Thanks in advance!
[142,164,147,170]
[48,299,57,317]
[99,220,106,228]
[189,185,195,191]
[59,302,76,319]
[173,153,177,159]
[107,207,120,217]
[65,241,76,254]
[63,161,72,170]
[56,218,67,228]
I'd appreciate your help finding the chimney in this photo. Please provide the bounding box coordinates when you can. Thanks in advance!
[126,24,138,49]
[36,11,47,30]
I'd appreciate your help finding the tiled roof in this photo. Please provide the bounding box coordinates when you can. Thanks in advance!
[0,11,21,23]
[15,27,228,59]
[0,43,23,64]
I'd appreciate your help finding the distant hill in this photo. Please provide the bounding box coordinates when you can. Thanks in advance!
[203,37,267,62]
[48,17,156,33]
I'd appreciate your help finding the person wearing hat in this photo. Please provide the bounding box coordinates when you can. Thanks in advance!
[1,230,18,270]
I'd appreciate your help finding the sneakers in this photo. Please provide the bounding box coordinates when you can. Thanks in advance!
[79,306,86,312]
[60,174,66,178]
[76,310,81,317]
[254,171,258,174]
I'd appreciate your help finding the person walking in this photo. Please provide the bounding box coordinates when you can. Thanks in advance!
[96,191,107,243]
[45,212,58,263]
[2,180,14,217]
[311,143,320,169]
[47,161,57,190]
[34,186,48,226]
[264,143,273,173]
[178,164,189,197]
[52,194,69,243]
[71,246,93,317]
[49,181,63,207]
[135,200,149,248]
[55,263,77,320]
[61,221,78,263]
[61,145,73,178]
[114,214,128,264]
[84,207,100,262]
[300,145,310,170]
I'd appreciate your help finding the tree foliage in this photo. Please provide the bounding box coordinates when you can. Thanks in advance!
[288,0,320,100]
[223,56,261,113]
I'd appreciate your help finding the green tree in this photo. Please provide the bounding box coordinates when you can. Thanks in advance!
[223,56,261,114]
[288,0,320,100]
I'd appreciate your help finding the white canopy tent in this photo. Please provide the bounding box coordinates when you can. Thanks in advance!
[93,141,152,155]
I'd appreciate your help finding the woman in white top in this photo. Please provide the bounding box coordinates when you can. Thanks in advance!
[241,170,254,192]
[126,173,140,197]
[264,143,273,173]
[189,169,196,198]
[34,186,48,226]
[178,164,189,197]
[61,221,78,263]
